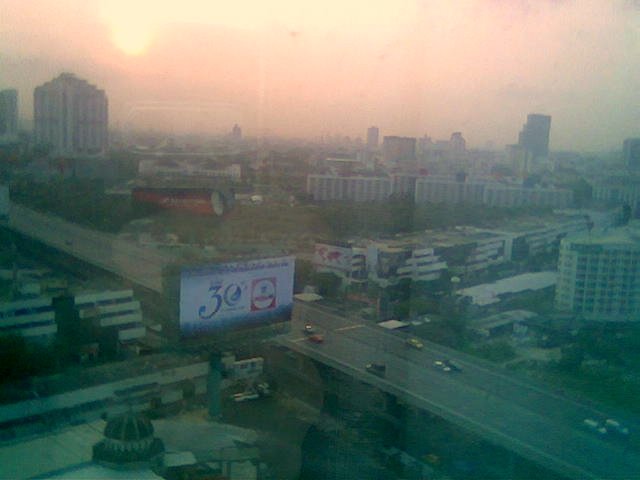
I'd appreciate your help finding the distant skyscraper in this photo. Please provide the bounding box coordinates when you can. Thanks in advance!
[231,124,242,140]
[0,89,18,141]
[623,138,640,170]
[366,126,379,149]
[382,136,416,165]
[34,73,108,156]
[449,132,466,152]
[518,114,551,159]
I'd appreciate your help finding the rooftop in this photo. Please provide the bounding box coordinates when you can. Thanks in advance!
[457,271,557,306]
[565,222,640,248]
[4,353,207,404]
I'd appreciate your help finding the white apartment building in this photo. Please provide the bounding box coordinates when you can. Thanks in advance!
[0,296,57,343]
[306,174,392,201]
[483,184,572,208]
[414,176,572,208]
[34,73,108,156]
[74,290,146,343]
[555,223,640,321]
[415,178,485,204]
[592,178,640,211]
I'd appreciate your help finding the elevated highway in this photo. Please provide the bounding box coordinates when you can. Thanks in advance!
[7,204,174,292]
[277,301,640,480]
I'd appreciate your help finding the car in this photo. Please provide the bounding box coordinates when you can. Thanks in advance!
[232,391,259,403]
[583,418,607,435]
[433,359,462,372]
[366,362,386,377]
[433,360,452,372]
[406,337,424,349]
[303,324,315,335]
[308,334,324,344]
[446,359,463,372]
[605,419,629,436]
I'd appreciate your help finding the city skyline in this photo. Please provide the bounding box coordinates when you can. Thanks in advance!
[2,1,639,151]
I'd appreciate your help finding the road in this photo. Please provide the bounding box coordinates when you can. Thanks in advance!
[278,301,640,480]
[8,204,174,292]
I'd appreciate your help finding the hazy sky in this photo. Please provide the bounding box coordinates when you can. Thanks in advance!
[2,0,639,150]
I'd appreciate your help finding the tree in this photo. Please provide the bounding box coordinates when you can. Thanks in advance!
[557,344,584,372]
[313,272,342,297]
[294,259,314,293]
[0,335,29,383]
[0,335,57,383]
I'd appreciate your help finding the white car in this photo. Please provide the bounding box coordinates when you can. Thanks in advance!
[605,419,629,436]
[433,360,452,372]
[583,418,607,435]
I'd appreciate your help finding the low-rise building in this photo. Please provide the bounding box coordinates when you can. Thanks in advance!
[74,289,146,344]
[457,271,557,307]
[470,310,537,338]
[313,242,367,282]
[490,213,592,261]
[313,227,510,287]
[0,296,57,343]
[426,227,512,278]
[366,240,448,287]
[0,353,209,433]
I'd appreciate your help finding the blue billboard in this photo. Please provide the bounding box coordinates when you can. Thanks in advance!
[180,256,295,337]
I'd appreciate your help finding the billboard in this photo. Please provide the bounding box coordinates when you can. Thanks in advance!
[180,256,294,337]
[133,187,233,216]
[313,243,352,273]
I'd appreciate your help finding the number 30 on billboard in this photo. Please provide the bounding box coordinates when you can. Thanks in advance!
[180,257,294,337]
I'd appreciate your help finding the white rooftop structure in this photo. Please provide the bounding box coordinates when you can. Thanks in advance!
[377,319,410,330]
[458,272,557,306]
[294,293,323,302]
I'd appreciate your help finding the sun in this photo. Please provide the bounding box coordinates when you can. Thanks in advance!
[111,25,152,56]
[100,1,155,56]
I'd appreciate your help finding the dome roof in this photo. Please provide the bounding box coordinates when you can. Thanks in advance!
[103,412,154,442]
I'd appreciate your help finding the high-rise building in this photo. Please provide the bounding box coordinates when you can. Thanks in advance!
[366,126,379,149]
[623,138,640,171]
[382,136,416,165]
[34,73,108,156]
[231,124,242,140]
[449,132,466,152]
[518,114,551,159]
[555,223,640,321]
[0,89,18,142]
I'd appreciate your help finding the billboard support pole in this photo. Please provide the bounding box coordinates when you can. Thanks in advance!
[208,352,222,419]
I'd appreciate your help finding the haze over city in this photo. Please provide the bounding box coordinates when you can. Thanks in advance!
[2,0,639,150]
